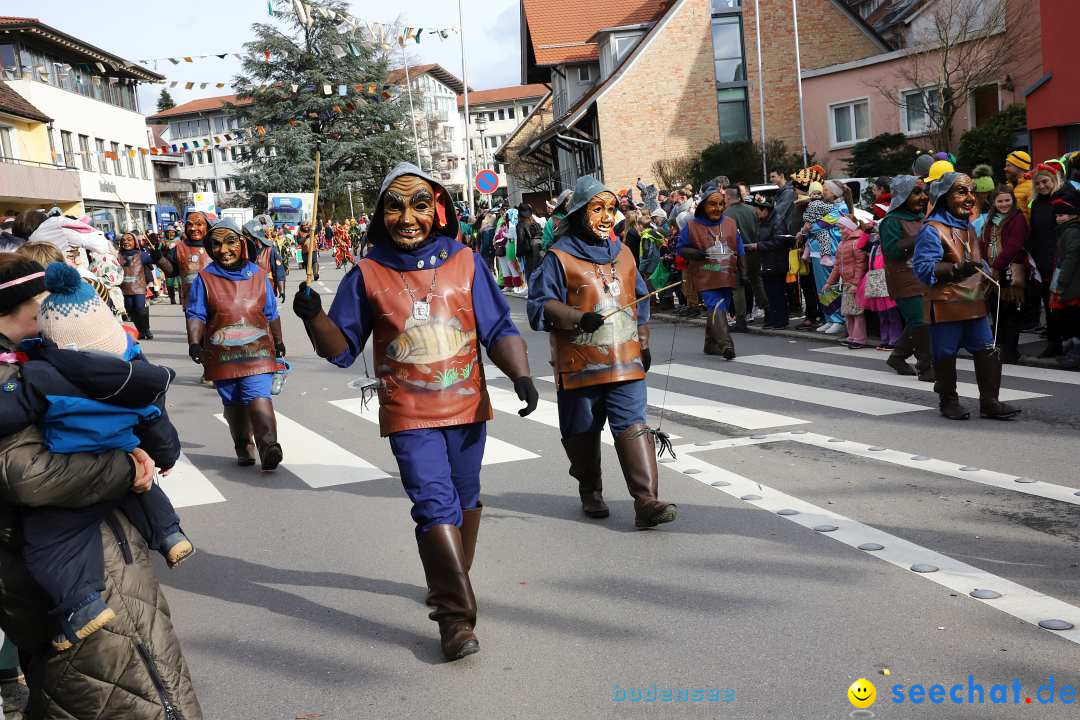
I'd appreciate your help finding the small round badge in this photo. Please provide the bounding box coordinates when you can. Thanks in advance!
[417,259,425,268]
[439,250,448,260]
[430,255,437,265]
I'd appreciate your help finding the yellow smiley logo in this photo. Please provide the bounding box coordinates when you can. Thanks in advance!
[848,678,876,708]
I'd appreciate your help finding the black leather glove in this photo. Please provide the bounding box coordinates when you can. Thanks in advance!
[955,260,979,278]
[275,342,286,358]
[188,343,203,364]
[293,282,322,320]
[933,261,957,282]
[578,312,606,333]
[641,347,652,373]
[513,376,539,417]
[148,247,163,262]
[683,248,707,261]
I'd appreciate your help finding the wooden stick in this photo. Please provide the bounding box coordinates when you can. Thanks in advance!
[602,281,683,318]
[306,148,321,284]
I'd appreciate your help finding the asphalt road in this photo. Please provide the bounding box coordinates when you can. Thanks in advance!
[139,262,1080,719]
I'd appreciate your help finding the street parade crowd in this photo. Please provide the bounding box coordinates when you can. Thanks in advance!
[0,146,1079,717]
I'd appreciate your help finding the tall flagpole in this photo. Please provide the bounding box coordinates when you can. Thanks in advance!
[792,0,809,167]
[401,42,423,167]
[754,0,768,184]
[458,0,475,219]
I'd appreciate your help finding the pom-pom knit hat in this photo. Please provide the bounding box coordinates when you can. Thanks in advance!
[37,263,129,356]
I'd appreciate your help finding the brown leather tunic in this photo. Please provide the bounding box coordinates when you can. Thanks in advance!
[199,267,278,381]
[119,252,147,296]
[924,221,988,324]
[686,217,739,292]
[357,249,491,436]
[548,245,645,391]
[175,238,211,305]
[253,245,275,277]
[884,218,926,300]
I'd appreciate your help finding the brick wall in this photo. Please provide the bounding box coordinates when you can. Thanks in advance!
[595,0,719,193]
[590,0,885,191]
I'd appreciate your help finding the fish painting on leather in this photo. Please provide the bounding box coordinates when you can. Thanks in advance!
[210,322,268,347]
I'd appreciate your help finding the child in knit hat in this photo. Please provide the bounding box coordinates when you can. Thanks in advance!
[1,262,193,651]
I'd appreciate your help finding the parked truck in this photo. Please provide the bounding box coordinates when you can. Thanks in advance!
[267,193,315,232]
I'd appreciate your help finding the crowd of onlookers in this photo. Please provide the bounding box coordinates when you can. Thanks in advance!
[482,149,1080,370]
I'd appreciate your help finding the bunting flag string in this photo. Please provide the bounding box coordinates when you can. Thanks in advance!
[158,80,399,102]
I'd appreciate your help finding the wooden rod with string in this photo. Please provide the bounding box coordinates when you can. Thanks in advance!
[601,281,683,319]
[306,148,321,284]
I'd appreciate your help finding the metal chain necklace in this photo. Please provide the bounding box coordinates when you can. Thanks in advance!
[399,267,439,321]
[593,262,621,296]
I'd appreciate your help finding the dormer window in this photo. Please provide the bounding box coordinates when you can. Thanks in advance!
[577,65,593,83]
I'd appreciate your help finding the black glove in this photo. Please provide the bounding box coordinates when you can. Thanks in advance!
[641,347,652,373]
[955,260,979,278]
[293,282,322,320]
[513,376,539,417]
[683,248,707,261]
[188,343,203,364]
[578,312,606,333]
[275,342,286,358]
[148,247,163,262]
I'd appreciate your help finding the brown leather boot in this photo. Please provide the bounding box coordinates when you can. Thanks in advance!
[704,304,735,359]
[418,524,479,660]
[248,398,283,470]
[614,424,677,529]
[223,404,256,466]
[428,504,482,607]
[973,349,1021,419]
[561,433,609,518]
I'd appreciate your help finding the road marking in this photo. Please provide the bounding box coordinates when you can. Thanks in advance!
[735,354,1047,402]
[655,363,929,416]
[329,396,539,465]
[159,452,226,508]
[665,453,1080,644]
[811,345,1080,386]
[677,430,1080,507]
[215,412,388,488]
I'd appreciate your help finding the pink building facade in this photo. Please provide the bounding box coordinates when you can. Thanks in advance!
[801,38,1041,174]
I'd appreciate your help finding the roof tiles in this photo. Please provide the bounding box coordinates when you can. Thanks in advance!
[457,83,548,109]
[521,0,667,66]
[146,94,254,121]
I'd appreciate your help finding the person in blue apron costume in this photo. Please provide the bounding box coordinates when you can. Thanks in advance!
[528,176,677,529]
[292,163,539,661]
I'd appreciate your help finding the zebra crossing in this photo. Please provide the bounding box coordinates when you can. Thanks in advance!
[164,349,1069,512]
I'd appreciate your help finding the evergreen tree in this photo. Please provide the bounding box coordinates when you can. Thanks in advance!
[231,0,411,214]
[844,133,920,178]
[156,88,176,112]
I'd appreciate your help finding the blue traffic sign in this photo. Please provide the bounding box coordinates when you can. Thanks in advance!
[474,169,499,194]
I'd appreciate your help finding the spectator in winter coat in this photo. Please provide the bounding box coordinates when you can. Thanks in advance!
[824,218,869,348]
[1029,164,1063,357]
[1050,185,1080,368]
[748,198,791,329]
[1004,150,1034,221]
[979,185,1030,363]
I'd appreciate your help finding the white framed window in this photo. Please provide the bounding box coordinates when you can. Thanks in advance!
[498,108,505,120]
[61,131,75,168]
[96,138,108,174]
[78,134,92,170]
[110,142,122,175]
[614,34,637,63]
[140,153,148,179]
[125,145,136,176]
[0,125,14,162]
[900,87,942,136]
[828,98,870,148]
[577,65,593,83]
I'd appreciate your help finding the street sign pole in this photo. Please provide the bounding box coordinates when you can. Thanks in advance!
[458,0,475,219]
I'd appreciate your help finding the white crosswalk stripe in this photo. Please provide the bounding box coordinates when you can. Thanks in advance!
[812,345,1080,386]
[158,452,226,508]
[664,451,1080,645]
[214,412,389,488]
[735,354,1048,402]
[654,363,929,415]
[329,396,540,465]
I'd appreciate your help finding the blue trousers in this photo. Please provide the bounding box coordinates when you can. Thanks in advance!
[930,316,994,361]
[389,423,485,539]
[701,288,734,313]
[215,373,273,406]
[557,379,648,440]
[123,293,146,315]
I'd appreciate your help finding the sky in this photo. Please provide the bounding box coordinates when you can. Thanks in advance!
[6,0,522,114]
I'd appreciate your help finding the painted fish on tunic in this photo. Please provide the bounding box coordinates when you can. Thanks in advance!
[210,322,267,347]
[572,297,637,351]
[386,316,476,365]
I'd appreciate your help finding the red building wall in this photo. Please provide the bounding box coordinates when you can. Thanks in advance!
[1027,0,1080,161]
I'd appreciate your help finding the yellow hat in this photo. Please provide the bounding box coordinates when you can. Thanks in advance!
[926,160,955,183]
[1006,150,1031,171]
[808,181,824,195]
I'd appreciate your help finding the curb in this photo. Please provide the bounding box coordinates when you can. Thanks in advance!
[650,312,1076,372]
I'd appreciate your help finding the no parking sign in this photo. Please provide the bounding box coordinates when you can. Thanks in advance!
[474,169,499,194]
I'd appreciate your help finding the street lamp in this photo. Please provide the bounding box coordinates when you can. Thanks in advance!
[475,114,488,170]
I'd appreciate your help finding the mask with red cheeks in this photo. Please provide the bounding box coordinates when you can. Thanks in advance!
[209,228,244,269]
[944,175,974,219]
[382,175,437,249]
[578,192,617,241]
